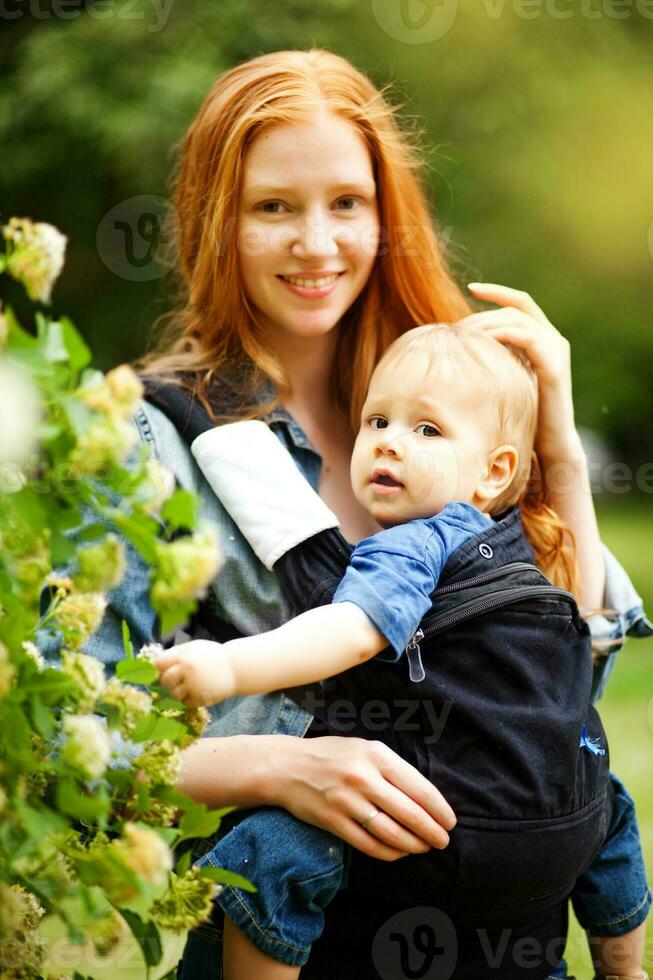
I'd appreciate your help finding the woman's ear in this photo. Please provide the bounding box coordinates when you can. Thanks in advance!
[474,444,519,504]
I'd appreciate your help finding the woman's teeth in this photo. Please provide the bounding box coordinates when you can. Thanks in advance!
[281,274,340,288]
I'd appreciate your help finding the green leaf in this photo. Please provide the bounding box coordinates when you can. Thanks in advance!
[42,320,70,363]
[121,620,134,660]
[56,779,110,823]
[162,489,198,532]
[157,602,195,638]
[111,513,159,564]
[22,668,77,702]
[120,910,163,968]
[197,866,257,893]
[76,522,109,542]
[5,306,37,349]
[175,849,192,876]
[130,712,186,743]
[176,803,227,844]
[30,693,55,738]
[116,658,157,686]
[60,316,92,373]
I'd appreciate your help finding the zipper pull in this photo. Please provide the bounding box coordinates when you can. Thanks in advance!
[404,628,425,682]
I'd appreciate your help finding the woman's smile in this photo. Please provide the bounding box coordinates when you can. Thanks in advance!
[277,270,346,299]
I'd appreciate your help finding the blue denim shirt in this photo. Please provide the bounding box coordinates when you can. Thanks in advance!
[83,397,650,737]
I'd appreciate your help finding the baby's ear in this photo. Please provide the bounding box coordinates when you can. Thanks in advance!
[475,444,519,503]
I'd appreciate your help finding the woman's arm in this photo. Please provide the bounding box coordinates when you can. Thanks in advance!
[177,732,455,859]
[463,283,605,611]
[156,602,386,706]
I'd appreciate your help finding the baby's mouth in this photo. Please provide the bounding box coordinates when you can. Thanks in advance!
[371,470,404,488]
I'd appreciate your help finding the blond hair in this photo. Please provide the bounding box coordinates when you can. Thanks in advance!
[376,323,580,596]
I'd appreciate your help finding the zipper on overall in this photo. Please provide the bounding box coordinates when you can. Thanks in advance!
[403,563,576,683]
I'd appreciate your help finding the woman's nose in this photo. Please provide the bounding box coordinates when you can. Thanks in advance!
[290,211,341,258]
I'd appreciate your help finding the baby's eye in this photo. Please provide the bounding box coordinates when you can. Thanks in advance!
[368,416,388,429]
[416,423,441,438]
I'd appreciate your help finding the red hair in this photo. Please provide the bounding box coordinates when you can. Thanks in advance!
[139,48,469,429]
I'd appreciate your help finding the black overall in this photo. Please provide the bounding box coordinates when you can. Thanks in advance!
[145,380,611,979]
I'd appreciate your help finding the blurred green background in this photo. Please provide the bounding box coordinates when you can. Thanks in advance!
[1,1,651,975]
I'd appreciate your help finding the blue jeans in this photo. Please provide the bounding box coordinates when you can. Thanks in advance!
[178,774,649,977]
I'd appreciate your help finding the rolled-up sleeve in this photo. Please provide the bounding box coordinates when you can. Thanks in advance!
[590,543,653,703]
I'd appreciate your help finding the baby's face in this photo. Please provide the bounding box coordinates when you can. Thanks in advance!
[351,350,499,527]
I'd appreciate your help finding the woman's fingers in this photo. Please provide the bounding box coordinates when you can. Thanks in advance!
[374,743,457,833]
[467,282,547,322]
[367,781,451,851]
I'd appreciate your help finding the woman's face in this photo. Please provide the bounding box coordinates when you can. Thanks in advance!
[237,111,380,346]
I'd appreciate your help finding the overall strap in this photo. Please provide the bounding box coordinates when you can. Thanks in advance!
[140,375,216,445]
[140,376,247,643]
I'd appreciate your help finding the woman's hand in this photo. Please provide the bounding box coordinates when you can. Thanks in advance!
[460,283,583,466]
[263,734,456,862]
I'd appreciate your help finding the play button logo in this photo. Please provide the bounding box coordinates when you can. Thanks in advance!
[371,0,459,43]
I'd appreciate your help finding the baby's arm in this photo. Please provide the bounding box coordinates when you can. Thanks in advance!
[155,602,386,707]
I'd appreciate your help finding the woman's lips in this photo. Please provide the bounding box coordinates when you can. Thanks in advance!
[277,272,344,299]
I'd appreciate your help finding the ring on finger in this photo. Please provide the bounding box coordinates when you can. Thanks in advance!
[360,807,382,831]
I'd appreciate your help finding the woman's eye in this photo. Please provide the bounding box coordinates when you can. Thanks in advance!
[417,423,440,438]
[335,197,357,211]
[258,201,286,214]
[369,417,388,429]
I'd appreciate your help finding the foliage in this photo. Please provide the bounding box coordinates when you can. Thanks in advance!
[0,219,243,978]
[0,0,651,461]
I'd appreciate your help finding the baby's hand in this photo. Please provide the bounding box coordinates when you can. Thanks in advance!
[155,640,237,707]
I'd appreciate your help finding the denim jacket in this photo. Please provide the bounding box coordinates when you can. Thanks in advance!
[83,397,650,739]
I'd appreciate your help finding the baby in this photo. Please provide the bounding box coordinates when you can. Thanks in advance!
[157,324,649,980]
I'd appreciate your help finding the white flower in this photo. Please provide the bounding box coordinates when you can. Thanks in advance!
[62,714,111,780]
[118,823,173,888]
[137,641,164,663]
[3,218,67,304]
[0,642,16,698]
[56,591,108,650]
[61,648,106,709]
[0,358,41,466]
[22,641,44,670]
[152,527,222,608]
[144,458,176,513]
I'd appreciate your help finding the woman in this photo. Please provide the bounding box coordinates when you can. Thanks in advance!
[87,49,648,977]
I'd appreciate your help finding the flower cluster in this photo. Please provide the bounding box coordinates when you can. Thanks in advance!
[100,676,153,737]
[62,714,112,781]
[2,218,66,305]
[0,884,46,979]
[136,739,182,787]
[152,868,221,931]
[74,533,126,593]
[61,648,106,710]
[152,527,222,609]
[104,823,173,905]
[55,591,108,651]
[70,364,144,476]
[0,217,237,977]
